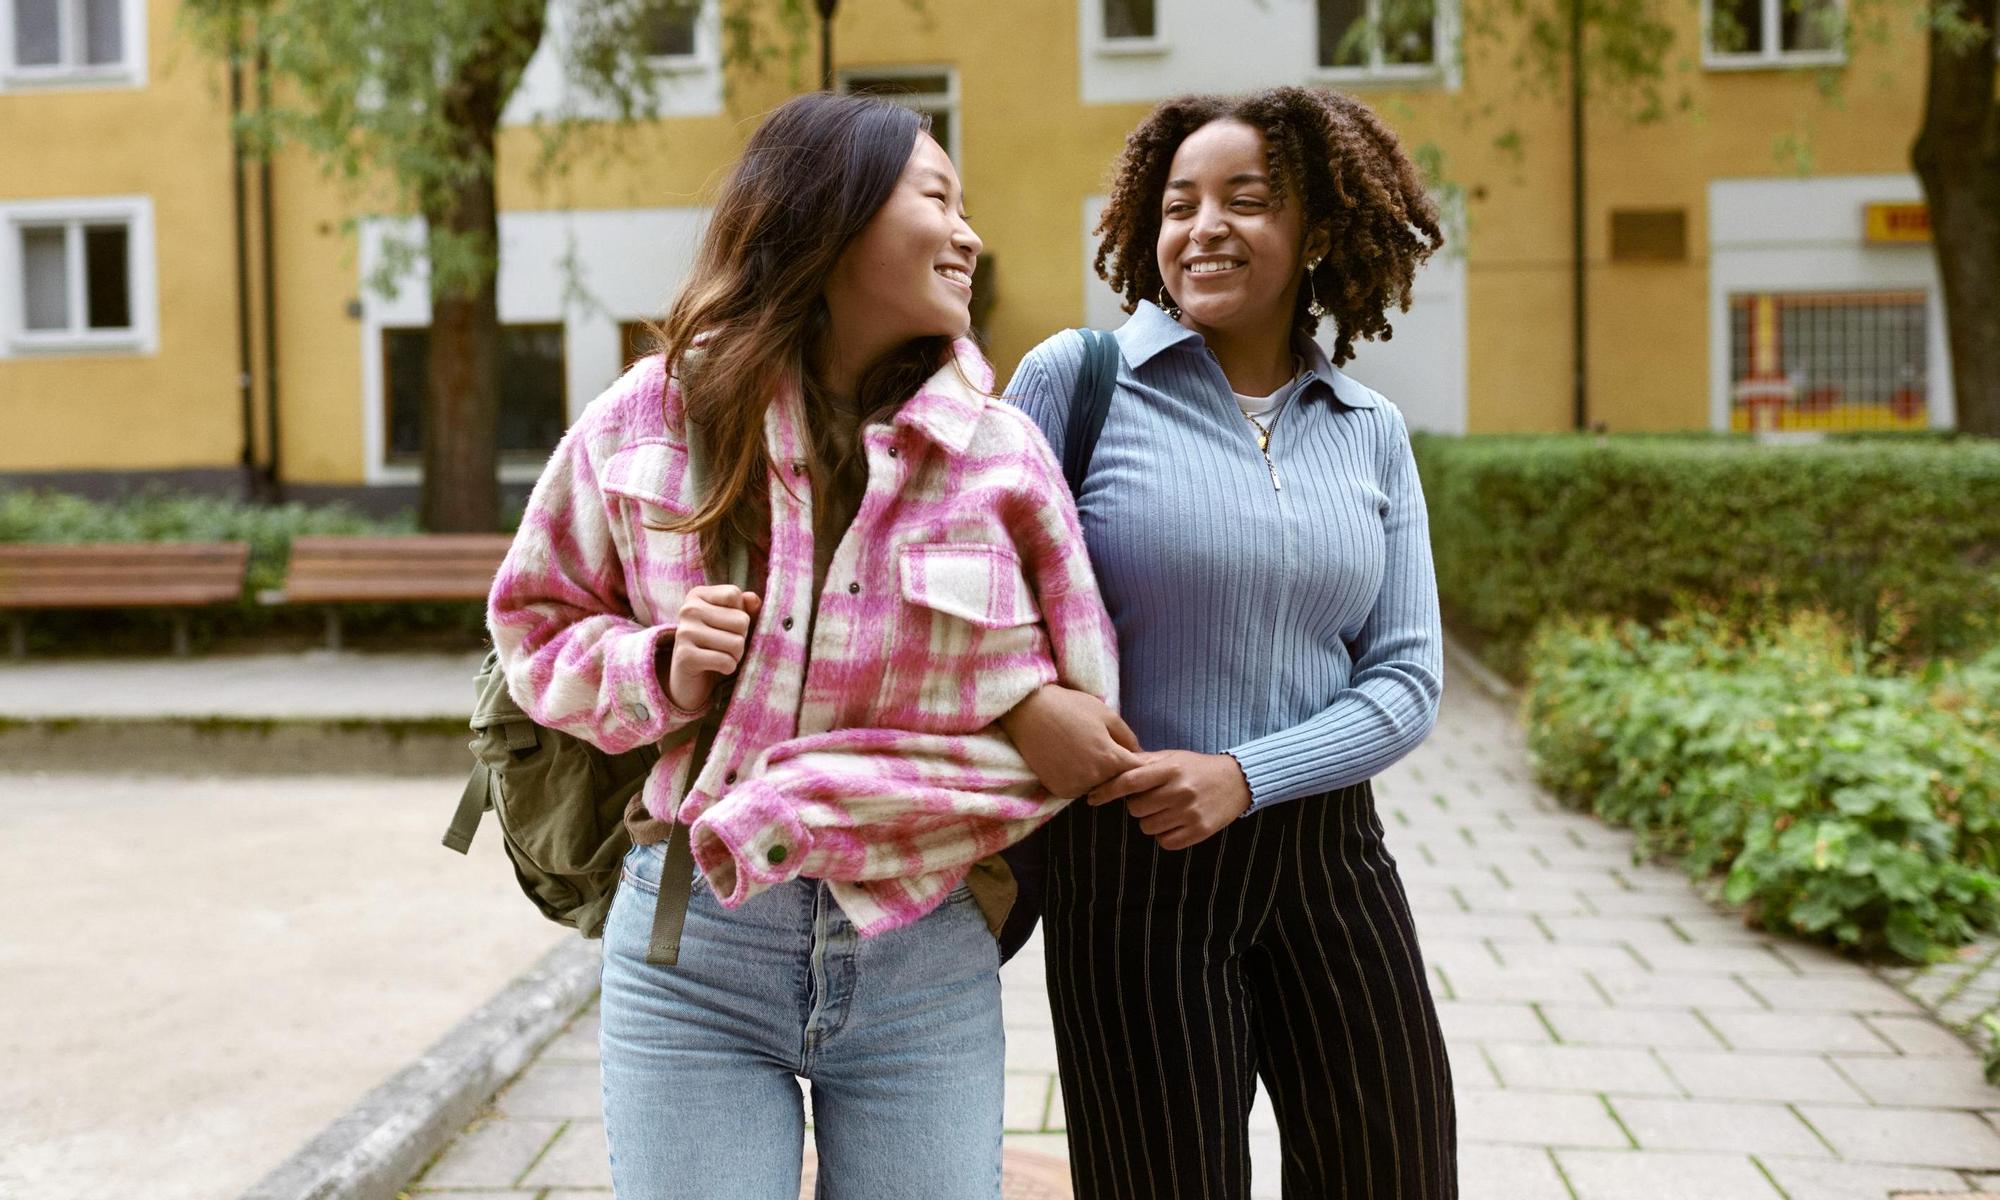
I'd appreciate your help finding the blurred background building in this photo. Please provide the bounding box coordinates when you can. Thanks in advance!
[0,0,1947,509]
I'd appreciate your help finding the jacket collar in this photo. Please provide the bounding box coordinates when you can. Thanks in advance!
[763,337,997,466]
[890,337,997,456]
[1111,300,1375,410]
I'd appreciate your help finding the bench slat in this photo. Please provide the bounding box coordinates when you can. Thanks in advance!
[0,541,250,611]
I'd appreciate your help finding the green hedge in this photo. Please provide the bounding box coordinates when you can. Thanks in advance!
[1527,612,2000,962]
[1411,433,2000,678]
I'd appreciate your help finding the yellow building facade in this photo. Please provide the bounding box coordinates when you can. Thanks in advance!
[0,0,1947,503]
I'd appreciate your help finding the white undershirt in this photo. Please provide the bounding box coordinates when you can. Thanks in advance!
[1233,375,1296,420]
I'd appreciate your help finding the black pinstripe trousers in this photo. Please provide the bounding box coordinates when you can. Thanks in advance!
[1043,781,1457,1200]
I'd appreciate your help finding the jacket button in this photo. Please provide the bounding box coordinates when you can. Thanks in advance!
[725,771,737,785]
[628,703,650,724]
[767,844,788,865]
[887,446,899,458]
[782,616,794,630]
[791,461,805,475]
[848,582,860,594]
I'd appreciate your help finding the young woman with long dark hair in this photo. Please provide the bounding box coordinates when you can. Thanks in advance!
[1002,86,1456,1199]
[489,92,1116,1200]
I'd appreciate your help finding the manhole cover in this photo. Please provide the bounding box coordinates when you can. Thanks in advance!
[798,1147,1072,1198]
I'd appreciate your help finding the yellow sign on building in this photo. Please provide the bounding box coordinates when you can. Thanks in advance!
[1865,202,1932,244]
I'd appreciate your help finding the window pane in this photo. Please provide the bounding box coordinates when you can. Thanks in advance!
[619,320,657,368]
[924,109,953,160]
[384,325,567,460]
[13,0,61,66]
[498,324,568,454]
[641,0,697,58]
[385,328,427,457]
[82,0,121,64]
[845,73,951,98]
[1780,0,1838,52]
[1317,0,1369,68]
[1381,0,1436,64]
[1710,0,1764,54]
[84,224,130,329]
[22,227,69,331]
[1103,0,1156,39]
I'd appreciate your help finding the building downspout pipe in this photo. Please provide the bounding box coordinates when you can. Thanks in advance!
[256,47,282,499]
[1570,0,1589,431]
[229,34,257,500]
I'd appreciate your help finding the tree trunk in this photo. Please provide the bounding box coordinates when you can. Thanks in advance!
[1912,0,2000,438]
[418,3,546,531]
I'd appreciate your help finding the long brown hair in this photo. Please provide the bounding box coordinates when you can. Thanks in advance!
[1093,86,1443,366]
[651,92,952,557]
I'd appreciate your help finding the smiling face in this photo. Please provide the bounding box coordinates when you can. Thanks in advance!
[1154,118,1324,337]
[823,133,983,347]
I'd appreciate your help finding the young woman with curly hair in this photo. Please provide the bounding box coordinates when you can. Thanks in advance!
[1000,86,1456,1198]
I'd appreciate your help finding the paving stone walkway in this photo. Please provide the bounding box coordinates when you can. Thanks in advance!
[403,681,2000,1199]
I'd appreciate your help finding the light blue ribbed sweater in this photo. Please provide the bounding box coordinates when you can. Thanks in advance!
[1003,301,1444,814]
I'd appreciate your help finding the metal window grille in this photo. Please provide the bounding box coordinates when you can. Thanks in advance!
[1728,290,1930,432]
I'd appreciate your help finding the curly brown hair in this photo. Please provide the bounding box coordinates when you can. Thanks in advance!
[1093,86,1443,367]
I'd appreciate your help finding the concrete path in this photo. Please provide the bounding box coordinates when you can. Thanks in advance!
[401,678,2000,1199]
[0,769,564,1200]
[0,649,482,720]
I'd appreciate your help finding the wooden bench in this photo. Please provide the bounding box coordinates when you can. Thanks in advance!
[264,534,514,649]
[0,541,253,657]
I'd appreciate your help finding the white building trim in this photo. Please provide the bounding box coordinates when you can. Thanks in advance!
[1707,173,1951,431]
[356,205,710,485]
[0,0,147,91]
[0,192,156,358]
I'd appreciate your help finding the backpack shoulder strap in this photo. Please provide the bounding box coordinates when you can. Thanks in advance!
[1061,328,1120,498]
[645,398,744,966]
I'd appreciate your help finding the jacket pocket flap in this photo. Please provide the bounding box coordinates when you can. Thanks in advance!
[601,438,691,513]
[897,541,1038,630]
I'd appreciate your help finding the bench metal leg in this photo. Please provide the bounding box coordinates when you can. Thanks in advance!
[324,609,344,653]
[170,614,192,658]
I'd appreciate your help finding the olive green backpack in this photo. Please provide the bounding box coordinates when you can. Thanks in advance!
[443,412,747,967]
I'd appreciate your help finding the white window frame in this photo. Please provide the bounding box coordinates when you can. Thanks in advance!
[838,65,961,167]
[1311,0,1454,85]
[0,0,146,90]
[1,195,156,357]
[1702,0,1846,69]
[1088,0,1168,57]
[641,0,715,74]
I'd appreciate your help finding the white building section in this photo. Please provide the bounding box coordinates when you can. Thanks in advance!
[1079,195,1468,433]
[504,0,723,126]
[1078,0,1457,105]
[357,206,710,485]
[1707,174,1950,431]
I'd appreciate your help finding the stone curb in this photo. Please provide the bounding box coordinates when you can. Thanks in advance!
[0,716,468,775]
[238,937,601,1200]
[1441,628,1516,702]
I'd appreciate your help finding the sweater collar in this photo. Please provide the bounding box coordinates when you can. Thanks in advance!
[1111,300,1375,410]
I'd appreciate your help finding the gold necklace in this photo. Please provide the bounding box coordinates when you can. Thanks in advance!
[1240,410,1273,452]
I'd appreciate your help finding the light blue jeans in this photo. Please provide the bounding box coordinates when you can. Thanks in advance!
[599,839,1005,1200]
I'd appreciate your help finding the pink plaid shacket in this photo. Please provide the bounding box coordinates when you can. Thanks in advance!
[488,339,1118,936]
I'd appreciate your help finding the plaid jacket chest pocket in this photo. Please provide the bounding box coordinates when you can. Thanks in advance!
[599,437,703,628]
[891,541,1050,723]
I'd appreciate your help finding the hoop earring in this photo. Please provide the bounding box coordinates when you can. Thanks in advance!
[1157,284,1182,320]
[1306,257,1328,320]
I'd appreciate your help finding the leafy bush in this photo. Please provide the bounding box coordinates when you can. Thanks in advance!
[1412,433,2000,678]
[1526,612,2000,962]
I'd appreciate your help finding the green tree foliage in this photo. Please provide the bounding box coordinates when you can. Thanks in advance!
[179,1,813,530]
